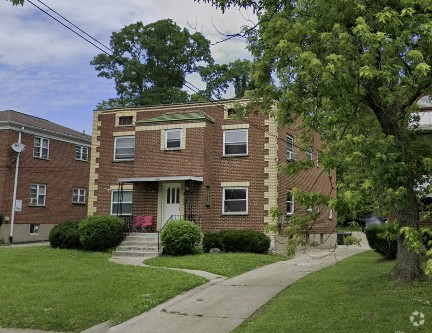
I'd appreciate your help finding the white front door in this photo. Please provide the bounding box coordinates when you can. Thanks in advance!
[162,183,181,225]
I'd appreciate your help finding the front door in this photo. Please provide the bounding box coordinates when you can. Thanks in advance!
[162,183,181,225]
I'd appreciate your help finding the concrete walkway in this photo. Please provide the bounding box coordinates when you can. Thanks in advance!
[105,246,369,333]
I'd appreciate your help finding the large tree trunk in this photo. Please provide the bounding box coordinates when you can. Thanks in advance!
[394,174,424,281]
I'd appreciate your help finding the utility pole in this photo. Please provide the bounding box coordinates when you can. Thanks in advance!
[10,127,25,243]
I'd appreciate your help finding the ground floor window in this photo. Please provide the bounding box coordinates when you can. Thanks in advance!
[287,190,294,215]
[30,184,46,206]
[111,190,133,215]
[72,188,86,204]
[223,187,248,214]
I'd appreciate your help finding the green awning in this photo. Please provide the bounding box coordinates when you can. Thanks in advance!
[137,112,214,125]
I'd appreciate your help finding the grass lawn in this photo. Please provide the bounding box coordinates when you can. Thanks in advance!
[0,246,206,332]
[145,253,287,277]
[233,251,432,333]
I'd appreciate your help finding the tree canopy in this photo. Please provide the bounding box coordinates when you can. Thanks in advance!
[199,0,432,280]
[90,19,213,107]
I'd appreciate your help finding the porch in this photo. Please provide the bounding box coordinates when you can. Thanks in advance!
[113,175,203,233]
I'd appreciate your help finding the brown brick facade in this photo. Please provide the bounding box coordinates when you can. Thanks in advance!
[90,100,336,235]
[0,112,91,243]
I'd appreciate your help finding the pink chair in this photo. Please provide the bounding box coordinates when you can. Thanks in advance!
[141,215,154,232]
[132,216,145,232]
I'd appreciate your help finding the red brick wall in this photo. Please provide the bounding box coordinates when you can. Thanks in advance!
[0,129,90,226]
[277,126,337,234]
[93,102,334,234]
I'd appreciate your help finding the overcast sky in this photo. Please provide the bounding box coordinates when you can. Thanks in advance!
[0,0,254,134]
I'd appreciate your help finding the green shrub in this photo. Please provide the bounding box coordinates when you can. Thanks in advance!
[421,227,432,249]
[161,220,201,256]
[220,229,270,254]
[202,231,224,252]
[49,221,82,249]
[79,215,125,251]
[365,224,397,259]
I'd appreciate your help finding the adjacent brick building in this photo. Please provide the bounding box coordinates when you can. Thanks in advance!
[0,111,91,243]
[89,99,337,245]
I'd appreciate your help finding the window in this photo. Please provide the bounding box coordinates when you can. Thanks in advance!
[33,137,49,159]
[30,184,46,206]
[223,129,248,156]
[30,224,40,234]
[75,145,89,161]
[111,190,132,215]
[165,129,182,149]
[223,187,248,214]
[166,187,180,204]
[329,208,333,220]
[114,136,135,161]
[287,135,297,160]
[72,188,86,204]
[287,190,294,215]
[227,108,236,118]
[119,116,133,126]
[306,147,313,161]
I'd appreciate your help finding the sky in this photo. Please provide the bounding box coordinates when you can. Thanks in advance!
[0,0,254,134]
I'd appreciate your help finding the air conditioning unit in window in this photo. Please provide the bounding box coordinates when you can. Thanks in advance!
[287,151,298,161]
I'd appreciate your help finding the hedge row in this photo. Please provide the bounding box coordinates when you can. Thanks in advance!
[49,215,125,251]
[203,229,270,254]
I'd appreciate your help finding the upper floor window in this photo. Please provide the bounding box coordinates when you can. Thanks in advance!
[165,129,182,149]
[119,116,133,126]
[114,136,135,161]
[30,184,46,206]
[287,190,294,215]
[33,137,49,159]
[72,188,86,204]
[223,129,248,156]
[329,208,333,220]
[75,145,89,161]
[306,147,313,161]
[287,135,298,160]
[111,190,132,215]
[223,187,248,214]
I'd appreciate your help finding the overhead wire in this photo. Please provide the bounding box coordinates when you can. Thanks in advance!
[25,0,337,229]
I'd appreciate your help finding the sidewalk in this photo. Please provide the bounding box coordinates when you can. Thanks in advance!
[105,246,369,333]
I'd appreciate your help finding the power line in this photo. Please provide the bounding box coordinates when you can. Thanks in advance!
[25,0,333,191]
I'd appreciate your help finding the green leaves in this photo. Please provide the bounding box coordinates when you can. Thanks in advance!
[91,19,213,107]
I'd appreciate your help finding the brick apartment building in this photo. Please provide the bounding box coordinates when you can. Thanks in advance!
[0,111,91,243]
[89,99,337,244]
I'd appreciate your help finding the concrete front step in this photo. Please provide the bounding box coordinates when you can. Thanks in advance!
[117,245,159,252]
[121,241,159,247]
[124,235,159,242]
[112,250,159,258]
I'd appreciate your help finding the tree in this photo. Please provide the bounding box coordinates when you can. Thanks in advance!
[199,0,432,281]
[199,59,253,99]
[90,19,213,107]
[8,0,24,5]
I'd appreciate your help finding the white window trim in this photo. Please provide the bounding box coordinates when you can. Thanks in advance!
[33,137,50,159]
[72,188,86,204]
[223,129,248,156]
[30,184,46,206]
[165,129,183,150]
[110,190,133,216]
[75,145,89,161]
[222,187,248,215]
[114,136,135,161]
[287,190,294,215]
